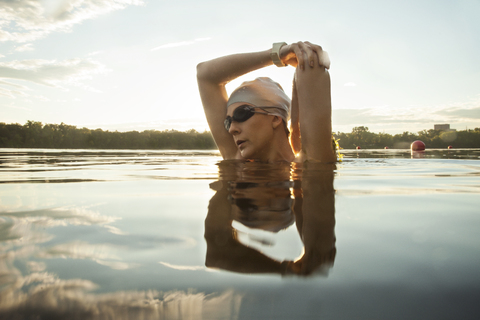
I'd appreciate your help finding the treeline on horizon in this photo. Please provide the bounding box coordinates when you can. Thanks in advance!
[334,126,480,149]
[0,121,216,150]
[1,121,480,150]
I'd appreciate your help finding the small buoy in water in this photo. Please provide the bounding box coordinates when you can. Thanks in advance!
[384,146,389,149]
[356,146,361,150]
[448,145,453,149]
[411,140,425,151]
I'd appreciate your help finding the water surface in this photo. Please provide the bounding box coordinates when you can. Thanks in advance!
[1,148,479,319]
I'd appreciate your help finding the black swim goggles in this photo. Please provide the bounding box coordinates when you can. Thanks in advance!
[224,105,274,131]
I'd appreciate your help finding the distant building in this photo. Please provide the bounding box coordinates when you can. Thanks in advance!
[434,124,456,131]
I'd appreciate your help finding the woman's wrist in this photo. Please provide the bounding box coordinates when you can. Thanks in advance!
[271,42,288,67]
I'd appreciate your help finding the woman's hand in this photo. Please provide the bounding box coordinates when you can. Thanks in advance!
[279,41,330,70]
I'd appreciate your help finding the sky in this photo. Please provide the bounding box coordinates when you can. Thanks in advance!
[1,0,479,134]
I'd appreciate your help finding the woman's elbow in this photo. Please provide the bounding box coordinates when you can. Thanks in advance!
[196,62,207,81]
[196,61,213,83]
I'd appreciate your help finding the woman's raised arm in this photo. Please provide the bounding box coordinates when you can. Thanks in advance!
[289,43,336,163]
[196,50,273,159]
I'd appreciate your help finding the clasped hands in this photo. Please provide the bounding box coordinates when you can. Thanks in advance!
[279,41,331,70]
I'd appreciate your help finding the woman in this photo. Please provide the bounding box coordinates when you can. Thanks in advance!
[196,41,336,163]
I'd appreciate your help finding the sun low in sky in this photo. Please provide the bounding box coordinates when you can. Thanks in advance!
[1,0,479,134]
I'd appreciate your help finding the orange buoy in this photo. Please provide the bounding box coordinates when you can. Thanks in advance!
[411,140,425,151]
[356,146,361,150]
[448,145,453,149]
[384,146,389,149]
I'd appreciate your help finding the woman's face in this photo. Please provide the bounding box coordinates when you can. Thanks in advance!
[226,103,275,160]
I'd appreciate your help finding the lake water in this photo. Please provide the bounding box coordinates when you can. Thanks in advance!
[1,148,479,319]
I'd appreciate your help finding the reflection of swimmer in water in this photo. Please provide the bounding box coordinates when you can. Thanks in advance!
[197,41,336,164]
[205,161,336,276]
[230,180,295,232]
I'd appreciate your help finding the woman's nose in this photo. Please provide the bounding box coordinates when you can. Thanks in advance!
[228,121,241,135]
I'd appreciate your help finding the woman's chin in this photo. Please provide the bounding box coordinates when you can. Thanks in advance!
[240,147,255,160]
[239,150,250,159]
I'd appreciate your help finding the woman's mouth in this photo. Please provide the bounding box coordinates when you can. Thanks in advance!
[237,140,245,147]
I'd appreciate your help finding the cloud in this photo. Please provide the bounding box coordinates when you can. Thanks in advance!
[38,240,140,270]
[151,37,211,51]
[159,261,207,271]
[1,206,196,269]
[0,80,30,98]
[33,94,50,101]
[104,224,127,235]
[2,206,119,226]
[0,79,28,89]
[0,216,54,245]
[0,58,108,96]
[435,106,480,120]
[344,82,357,87]
[0,270,242,320]
[1,103,32,111]
[14,43,34,52]
[87,50,104,57]
[39,241,120,260]
[332,99,480,133]
[0,206,120,248]
[0,87,17,98]
[0,0,144,43]
[333,108,432,132]
[27,261,46,272]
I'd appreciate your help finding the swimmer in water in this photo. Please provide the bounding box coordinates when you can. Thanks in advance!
[197,41,336,163]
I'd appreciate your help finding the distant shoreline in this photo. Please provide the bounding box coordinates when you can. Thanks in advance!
[1,121,480,149]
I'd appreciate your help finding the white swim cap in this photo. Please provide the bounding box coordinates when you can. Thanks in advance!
[227,77,291,122]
